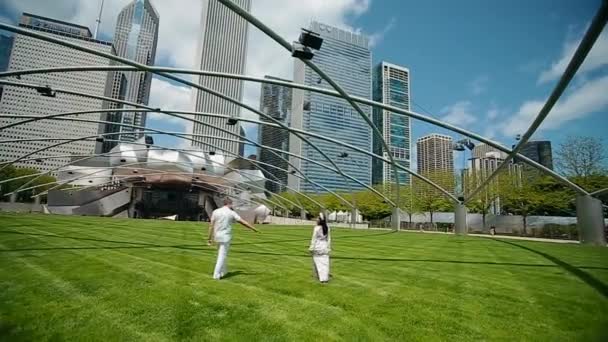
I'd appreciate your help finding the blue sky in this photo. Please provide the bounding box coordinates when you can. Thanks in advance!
[356,0,607,156]
[1,0,607,160]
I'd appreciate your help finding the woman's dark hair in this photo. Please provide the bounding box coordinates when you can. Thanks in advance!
[319,216,329,236]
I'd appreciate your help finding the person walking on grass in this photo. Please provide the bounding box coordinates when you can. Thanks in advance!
[309,213,331,283]
[207,197,259,280]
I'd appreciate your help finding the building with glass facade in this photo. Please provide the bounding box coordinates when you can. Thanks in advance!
[516,140,553,170]
[288,21,372,193]
[0,13,114,173]
[372,62,411,187]
[98,0,159,153]
[258,76,292,193]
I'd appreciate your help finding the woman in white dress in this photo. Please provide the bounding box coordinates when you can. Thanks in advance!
[309,213,331,283]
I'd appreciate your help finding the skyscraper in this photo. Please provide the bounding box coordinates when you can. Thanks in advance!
[466,151,522,214]
[473,142,507,159]
[372,62,412,187]
[258,76,292,193]
[0,34,13,103]
[0,13,114,173]
[191,0,251,156]
[288,21,372,193]
[0,34,13,72]
[517,140,553,170]
[98,0,159,153]
[416,134,454,191]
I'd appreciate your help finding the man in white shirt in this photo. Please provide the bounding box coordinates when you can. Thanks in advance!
[207,197,259,280]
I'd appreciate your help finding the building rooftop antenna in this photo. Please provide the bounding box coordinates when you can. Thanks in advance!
[94,0,105,39]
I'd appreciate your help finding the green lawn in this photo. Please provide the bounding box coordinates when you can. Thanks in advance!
[0,213,607,341]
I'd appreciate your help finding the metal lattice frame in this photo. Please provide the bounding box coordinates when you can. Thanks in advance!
[0,22,372,210]
[0,0,606,228]
[0,80,400,205]
[0,79,449,202]
[0,114,367,208]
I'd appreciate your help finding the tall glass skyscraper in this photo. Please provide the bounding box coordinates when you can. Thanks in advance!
[258,76,292,193]
[372,62,412,186]
[99,0,159,153]
[288,22,372,193]
[191,0,251,156]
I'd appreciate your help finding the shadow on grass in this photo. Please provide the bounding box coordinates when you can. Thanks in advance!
[221,270,256,279]
[492,239,608,299]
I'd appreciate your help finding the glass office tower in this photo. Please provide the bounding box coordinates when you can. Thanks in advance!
[372,61,412,186]
[288,21,372,193]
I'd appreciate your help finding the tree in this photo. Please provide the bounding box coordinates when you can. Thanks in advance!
[0,166,55,203]
[413,172,454,229]
[499,174,570,235]
[555,136,607,178]
[395,185,421,226]
[464,169,509,232]
[352,187,391,221]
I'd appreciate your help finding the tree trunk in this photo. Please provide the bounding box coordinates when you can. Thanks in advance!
[482,212,487,232]
[522,215,527,236]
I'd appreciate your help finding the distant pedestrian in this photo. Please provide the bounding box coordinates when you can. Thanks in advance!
[490,226,496,236]
[309,213,331,283]
[207,197,259,280]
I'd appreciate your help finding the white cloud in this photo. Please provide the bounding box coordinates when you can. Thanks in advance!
[502,74,608,136]
[148,77,192,122]
[486,107,499,120]
[3,0,202,69]
[3,0,374,139]
[440,101,476,126]
[538,28,608,84]
[469,75,488,95]
[368,17,396,47]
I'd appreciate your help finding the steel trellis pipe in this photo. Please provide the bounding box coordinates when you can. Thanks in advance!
[464,0,608,204]
[0,121,334,209]
[0,22,358,210]
[0,108,383,207]
[28,170,288,214]
[34,164,298,212]
[0,103,450,202]
[1,133,323,211]
[0,80,361,207]
[37,142,324,211]
[0,116,357,209]
[0,66,588,196]
[216,0,402,209]
[0,143,326,212]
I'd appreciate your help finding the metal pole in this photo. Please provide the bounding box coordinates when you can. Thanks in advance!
[454,203,467,235]
[217,0,403,220]
[0,112,392,206]
[576,195,606,246]
[0,23,356,209]
[465,1,608,203]
[0,66,591,196]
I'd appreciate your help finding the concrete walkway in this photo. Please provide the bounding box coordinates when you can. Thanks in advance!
[396,228,580,244]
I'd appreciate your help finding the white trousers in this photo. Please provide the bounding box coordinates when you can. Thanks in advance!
[213,242,230,279]
[312,254,330,282]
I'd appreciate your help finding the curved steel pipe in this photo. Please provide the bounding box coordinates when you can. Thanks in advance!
[464,0,607,204]
[34,164,298,212]
[0,127,332,210]
[0,66,586,196]
[0,22,361,210]
[0,83,436,203]
[0,80,361,207]
[0,112,379,206]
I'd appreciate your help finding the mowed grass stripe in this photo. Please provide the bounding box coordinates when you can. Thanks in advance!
[1,213,607,341]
